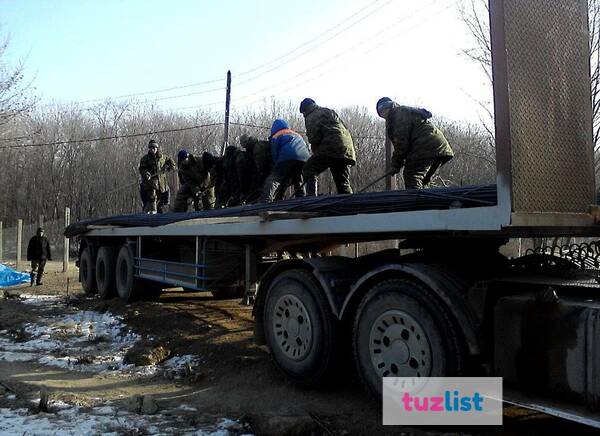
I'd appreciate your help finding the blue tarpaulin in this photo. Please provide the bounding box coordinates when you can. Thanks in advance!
[0,263,30,288]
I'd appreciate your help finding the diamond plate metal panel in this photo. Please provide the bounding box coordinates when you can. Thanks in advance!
[502,0,595,213]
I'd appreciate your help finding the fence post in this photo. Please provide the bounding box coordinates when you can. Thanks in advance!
[0,221,3,262]
[16,219,23,270]
[63,207,70,272]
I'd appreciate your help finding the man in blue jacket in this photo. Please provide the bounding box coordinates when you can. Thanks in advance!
[260,119,311,203]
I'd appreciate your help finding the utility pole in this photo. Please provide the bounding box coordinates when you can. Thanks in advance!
[222,70,232,155]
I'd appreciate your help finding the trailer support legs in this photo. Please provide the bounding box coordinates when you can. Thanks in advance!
[243,244,257,305]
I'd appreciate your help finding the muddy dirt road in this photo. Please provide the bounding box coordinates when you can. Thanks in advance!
[0,261,597,435]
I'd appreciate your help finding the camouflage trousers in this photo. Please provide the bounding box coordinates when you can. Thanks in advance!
[30,259,46,285]
[173,185,215,212]
[261,160,306,203]
[403,159,443,190]
[302,155,353,196]
[140,181,170,213]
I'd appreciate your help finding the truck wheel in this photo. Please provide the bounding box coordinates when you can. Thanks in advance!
[95,247,116,299]
[353,278,463,399]
[264,269,337,385]
[115,245,141,302]
[80,247,97,294]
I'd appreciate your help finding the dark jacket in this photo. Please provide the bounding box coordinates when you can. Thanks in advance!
[385,103,454,169]
[177,154,210,194]
[303,105,356,163]
[27,235,51,261]
[252,139,272,191]
[139,152,175,193]
[270,119,311,164]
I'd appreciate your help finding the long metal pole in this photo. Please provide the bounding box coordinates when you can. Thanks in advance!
[221,70,232,155]
[0,221,3,262]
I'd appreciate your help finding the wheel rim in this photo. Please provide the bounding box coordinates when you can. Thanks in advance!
[272,294,313,361]
[369,309,432,378]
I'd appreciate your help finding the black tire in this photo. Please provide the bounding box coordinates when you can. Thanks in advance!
[353,278,464,399]
[115,245,141,302]
[211,287,244,300]
[80,246,97,295]
[96,247,117,299]
[263,269,337,386]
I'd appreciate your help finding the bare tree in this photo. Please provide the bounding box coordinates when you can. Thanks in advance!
[0,30,36,131]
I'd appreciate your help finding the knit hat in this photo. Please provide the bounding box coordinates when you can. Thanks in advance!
[271,119,289,136]
[299,98,316,114]
[376,97,394,117]
[177,149,189,161]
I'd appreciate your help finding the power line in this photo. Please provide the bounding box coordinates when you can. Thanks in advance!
[233,0,392,89]
[0,133,36,142]
[0,122,224,150]
[64,0,386,106]
[78,77,225,104]
[228,0,443,108]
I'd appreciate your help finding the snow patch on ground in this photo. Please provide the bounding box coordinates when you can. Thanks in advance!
[17,294,64,305]
[0,405,247,435]
[0,309,203,378]
[0,310,140,373]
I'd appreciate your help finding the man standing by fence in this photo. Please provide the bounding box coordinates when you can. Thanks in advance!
[27,227,51,286]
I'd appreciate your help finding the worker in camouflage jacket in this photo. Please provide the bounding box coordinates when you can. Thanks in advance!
[139,139,176,213]
[376,97,454,189]
[300,98,356,196]
[261,119,311,203]
[240,134,272,203]
[173,149,215,212]
[222,145,253,207]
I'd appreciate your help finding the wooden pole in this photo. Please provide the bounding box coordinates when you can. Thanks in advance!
[38,215,44,229]
[63,207,70,272]
[16,219,23,270]
[221,70,232,156]
[0,221,3,262]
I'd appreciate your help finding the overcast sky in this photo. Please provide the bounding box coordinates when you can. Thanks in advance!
[0,0,491,123]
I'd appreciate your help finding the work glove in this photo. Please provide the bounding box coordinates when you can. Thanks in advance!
[164,161,175,172]
[143,172,152,181]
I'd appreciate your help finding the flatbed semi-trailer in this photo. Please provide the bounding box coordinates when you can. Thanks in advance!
[64,0,600,427]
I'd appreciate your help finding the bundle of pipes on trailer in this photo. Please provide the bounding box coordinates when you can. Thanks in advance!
[65,184,497,238]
